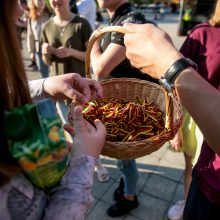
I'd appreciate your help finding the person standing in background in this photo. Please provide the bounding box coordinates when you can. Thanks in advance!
[15,0,28,49]
[41,0,92,123]
[167,110,203,220]
[182,3,192,35]
[41,0,92,76]
[91,0,158,217]
[27,0,50,78]
[76,0,97,30]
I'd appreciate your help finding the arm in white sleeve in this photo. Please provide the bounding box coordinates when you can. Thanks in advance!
[28,79,47,102]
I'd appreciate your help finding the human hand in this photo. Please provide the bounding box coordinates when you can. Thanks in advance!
[54,46,72,58]
[43,73,103,103]
[64,106,106,158]
[42,43,55,55]
[169,130,183,152]
[123,23,183,79]
[84,78,103,99]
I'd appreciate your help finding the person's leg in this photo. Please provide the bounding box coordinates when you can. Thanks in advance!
[168,113,196,220]
[183,171,220,220]
[167,153,192,220]
[95,157,109,182]
[183,153,193,199]
[117,159,139,199]
[106,159,139,217]
[35,51,49,78]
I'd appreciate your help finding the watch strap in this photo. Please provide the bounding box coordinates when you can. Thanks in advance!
[159,58,198,91]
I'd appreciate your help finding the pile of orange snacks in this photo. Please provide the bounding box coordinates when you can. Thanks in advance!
[81,98,165,142]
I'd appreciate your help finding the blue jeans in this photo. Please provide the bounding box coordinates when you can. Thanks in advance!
[117,159,139,196]
[35,51,49,78]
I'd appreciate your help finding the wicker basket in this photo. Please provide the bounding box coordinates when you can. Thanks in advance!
[68,26,183,160]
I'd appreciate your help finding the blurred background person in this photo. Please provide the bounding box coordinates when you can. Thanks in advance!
[182,3,192,35]
[167,112,203,220]
[27,0,50,78]
[41,0,92,123]
[76,0,97,30]
[15,0,28,49]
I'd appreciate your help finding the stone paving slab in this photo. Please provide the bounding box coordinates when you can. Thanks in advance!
[86,144,185,220]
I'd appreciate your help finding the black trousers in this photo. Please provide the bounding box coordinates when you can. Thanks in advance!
[183,170,220,220]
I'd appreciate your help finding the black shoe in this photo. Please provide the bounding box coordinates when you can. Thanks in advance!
[107,195,139,217]
[27,61,36,68]
[31,65,38,71]
[113,178,124,201]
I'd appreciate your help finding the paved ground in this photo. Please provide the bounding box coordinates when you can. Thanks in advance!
[23,13,186,220]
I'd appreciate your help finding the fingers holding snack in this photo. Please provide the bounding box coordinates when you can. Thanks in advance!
[69,106,106,158]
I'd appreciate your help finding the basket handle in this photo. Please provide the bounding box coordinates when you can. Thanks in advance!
[85,26,126,79]
[85,25,173,134]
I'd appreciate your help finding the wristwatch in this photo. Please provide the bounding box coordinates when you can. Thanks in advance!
[159,58,198,92]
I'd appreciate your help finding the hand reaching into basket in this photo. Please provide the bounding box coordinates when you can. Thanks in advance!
[42,73,103,103]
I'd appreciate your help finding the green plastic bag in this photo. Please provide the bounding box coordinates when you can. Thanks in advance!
[4,99,69,189]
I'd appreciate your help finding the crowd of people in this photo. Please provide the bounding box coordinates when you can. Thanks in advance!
[2,0,220,220]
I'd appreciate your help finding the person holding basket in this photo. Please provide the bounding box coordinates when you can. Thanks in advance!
[91,0,158,217]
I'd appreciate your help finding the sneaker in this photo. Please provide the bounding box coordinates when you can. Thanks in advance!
[113,178,124,201]
[167,200,185,220]
[27,61,38,71]
[107,195,139,217]
[95,164,109,182]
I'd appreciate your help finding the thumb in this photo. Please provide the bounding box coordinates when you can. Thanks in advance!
[63,124,74,136]
[94,119,106,136]
[72,106,86,135]
[65,87,89,104]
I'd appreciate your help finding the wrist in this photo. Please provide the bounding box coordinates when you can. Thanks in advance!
[159,53,183,79]
[159,58,197,92]
[69,48,75,57]
[42,77,50,98]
